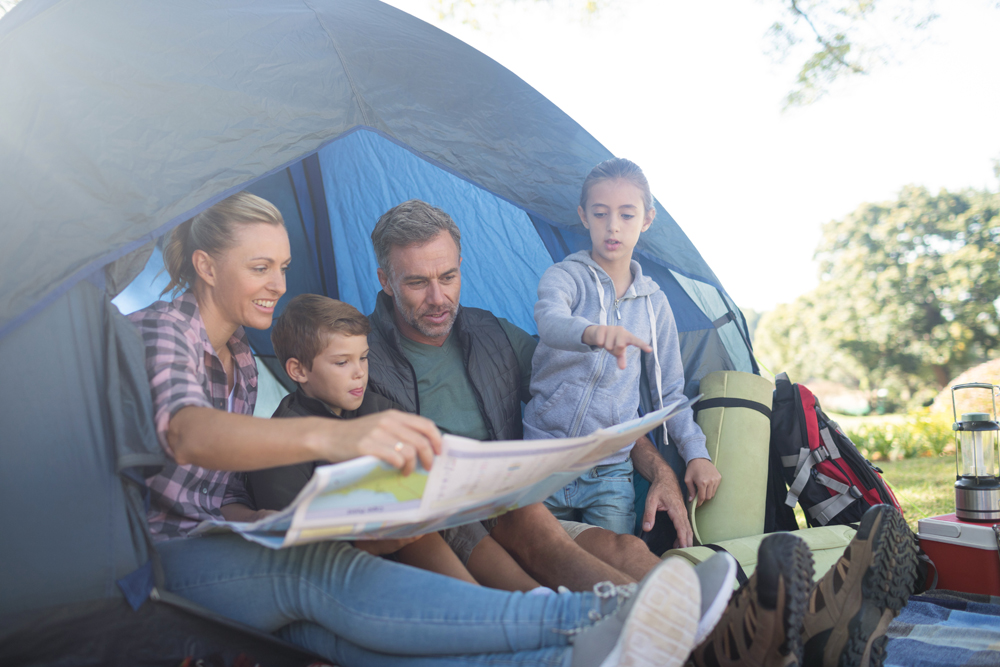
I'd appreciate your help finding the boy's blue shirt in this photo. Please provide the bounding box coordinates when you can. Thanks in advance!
[523,250,709,466]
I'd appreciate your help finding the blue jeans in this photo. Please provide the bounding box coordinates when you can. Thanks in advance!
[544,459,636,535]
[157,534,616,666]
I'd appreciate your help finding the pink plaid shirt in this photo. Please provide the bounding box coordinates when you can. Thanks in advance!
[129,291,257,541]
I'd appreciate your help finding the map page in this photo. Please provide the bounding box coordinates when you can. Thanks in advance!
[192,395,698,548]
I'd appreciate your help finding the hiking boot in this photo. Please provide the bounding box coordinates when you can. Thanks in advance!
[687,532,815,667]
[571,557,701,667]
[801,504,918,667]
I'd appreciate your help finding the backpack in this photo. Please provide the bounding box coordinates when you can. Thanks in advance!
[766,372,902,530]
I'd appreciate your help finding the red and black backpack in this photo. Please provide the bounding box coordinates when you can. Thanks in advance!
[765,372,902,532]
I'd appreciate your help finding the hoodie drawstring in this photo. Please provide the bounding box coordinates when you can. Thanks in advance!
[589,263,666,444]
[587,266,608,324]
[645,296,667,443]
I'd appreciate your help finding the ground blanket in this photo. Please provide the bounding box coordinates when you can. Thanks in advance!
[886,590,1000,666]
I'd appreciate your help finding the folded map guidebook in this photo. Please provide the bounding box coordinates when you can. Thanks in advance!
[192,395,701,548]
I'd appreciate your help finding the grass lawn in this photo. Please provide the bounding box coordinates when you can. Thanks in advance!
[878,456,957,533]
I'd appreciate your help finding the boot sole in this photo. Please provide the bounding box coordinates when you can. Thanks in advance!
[764,532,815,666]
[615,558,700,667]
[839,507,918,667]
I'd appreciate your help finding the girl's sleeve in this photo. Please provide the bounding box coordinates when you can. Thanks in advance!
[534,264,595,353]
[647,293,710,463]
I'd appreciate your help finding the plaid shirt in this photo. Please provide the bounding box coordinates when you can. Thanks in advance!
[129,291,257,541]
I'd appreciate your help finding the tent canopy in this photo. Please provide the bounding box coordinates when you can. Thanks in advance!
[0,0,755,661]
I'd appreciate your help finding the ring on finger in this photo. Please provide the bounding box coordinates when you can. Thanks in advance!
[394,442,405,452]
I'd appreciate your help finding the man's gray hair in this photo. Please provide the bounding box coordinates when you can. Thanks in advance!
[371,200,462,277]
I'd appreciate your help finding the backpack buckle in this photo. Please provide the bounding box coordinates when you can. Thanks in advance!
[809,445,830,466]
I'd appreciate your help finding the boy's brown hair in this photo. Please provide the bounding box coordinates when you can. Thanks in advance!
[271,294,370,371]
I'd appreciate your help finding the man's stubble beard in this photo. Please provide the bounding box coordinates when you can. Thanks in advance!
[391,283,458,340]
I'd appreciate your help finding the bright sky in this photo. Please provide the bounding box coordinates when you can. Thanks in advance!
[383,0,1000,312]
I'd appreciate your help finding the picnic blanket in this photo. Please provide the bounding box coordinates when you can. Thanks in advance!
[886,590,1000,666]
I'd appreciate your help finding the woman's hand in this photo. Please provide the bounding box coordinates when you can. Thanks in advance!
[684,458,722,507]
[582,325,652,370]
[315,410,443,476]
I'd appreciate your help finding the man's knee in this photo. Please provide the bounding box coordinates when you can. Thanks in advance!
[575,526,645,560]
[492,504,572,553]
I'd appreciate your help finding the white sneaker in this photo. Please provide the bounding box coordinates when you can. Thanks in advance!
[571,557,701,667]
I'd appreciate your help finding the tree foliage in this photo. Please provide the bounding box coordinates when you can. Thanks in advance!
[756,186,1000,410]
[766,0,938,108]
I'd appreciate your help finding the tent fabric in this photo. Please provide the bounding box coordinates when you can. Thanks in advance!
[0,279,163,613]
[0,0,723,342]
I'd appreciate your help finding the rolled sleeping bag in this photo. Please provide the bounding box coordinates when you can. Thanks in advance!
[689,371,774,545]
[662,524,857,587]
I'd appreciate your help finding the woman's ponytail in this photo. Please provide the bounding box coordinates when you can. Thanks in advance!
[161,219,195,296]
[159,192,284,296]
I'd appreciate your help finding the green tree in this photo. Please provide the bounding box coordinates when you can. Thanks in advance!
[758,185,1000,410]
[817,186,1000,389]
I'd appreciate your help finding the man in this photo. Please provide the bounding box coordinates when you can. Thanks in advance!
[364,199,703,590]
[363,200,919,667]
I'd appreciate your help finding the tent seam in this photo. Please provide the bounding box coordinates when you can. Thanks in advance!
[302,0,373,128]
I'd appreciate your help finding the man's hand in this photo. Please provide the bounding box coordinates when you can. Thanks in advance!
[631,435,694,548]
[684,458,722,507]
[642,469,695,549]
[352,536,422,556]
[317,410,443,476]
[582,325,652,370]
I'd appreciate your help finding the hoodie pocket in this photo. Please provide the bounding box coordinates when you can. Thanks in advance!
[529,381,575,437]
[577,388,622,436]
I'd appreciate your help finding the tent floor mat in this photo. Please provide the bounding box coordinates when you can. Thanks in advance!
[0,597,324,667]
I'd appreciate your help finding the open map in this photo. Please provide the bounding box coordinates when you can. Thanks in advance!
[193,396,698,548]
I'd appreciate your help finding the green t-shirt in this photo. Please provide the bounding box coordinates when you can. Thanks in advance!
[397,317,536,441]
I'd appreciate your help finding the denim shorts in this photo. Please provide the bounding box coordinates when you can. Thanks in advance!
[543,458,636,535]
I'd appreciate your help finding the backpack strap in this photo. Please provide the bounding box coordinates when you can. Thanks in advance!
[700,544,749,586]
[784,445,832,506]
[819,426,842,459]
[808,491,861,525]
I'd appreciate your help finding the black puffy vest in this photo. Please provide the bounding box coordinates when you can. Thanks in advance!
[367,291,524,441]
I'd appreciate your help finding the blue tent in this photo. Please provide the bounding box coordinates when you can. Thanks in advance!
[0,0,756,662]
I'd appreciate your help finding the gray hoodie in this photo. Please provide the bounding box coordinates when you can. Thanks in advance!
[523,250,709,466]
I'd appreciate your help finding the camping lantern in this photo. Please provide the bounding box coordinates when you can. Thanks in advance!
[951,383,1000,522]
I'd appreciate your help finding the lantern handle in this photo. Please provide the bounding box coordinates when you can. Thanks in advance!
[950,383,999,423]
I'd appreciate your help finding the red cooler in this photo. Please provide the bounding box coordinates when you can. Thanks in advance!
[918,513,1000,595]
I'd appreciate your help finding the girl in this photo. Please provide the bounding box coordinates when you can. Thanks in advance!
[524,158,722,537]
[128,190,705,667]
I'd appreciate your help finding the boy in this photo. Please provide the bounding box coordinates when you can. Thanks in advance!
[523,158,722,535]
[247,294,477,582]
